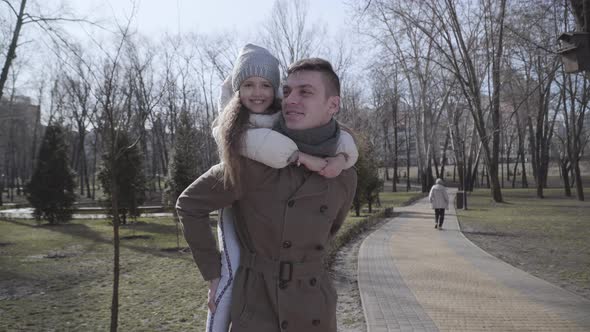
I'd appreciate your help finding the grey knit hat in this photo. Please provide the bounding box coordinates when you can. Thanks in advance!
[231,44,280,94]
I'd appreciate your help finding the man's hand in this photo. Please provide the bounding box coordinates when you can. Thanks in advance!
[318,154,347,178]
[207,277,220,313]
[297,152,328,172]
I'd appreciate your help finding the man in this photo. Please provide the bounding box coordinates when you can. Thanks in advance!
[176,58,357,332]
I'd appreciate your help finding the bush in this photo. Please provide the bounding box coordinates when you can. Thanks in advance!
[26,123,75,224]
[98,132,146,224]
[353,137,383,216]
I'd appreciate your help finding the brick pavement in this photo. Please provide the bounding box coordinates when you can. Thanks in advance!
[358,189,590,332]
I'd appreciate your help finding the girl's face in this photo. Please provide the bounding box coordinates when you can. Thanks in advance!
[239,76,275,114]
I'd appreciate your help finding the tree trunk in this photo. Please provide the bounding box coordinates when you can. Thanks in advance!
[392,98,399,192]
[486,165,491,189]
[511,151,520,188]
[405,121,411,192]
[421,157,434,193]
[30,105,40,177]
[501,136,505,188]
[91,136,98,200]
[110,172,120,332]
[528,117,543,198]
[521,151,528,188]
[480,164,486,187]
[78,142,86,196]
[440,130,450,179]
[0,0,27,101]
[406,162,410,192]
[503,132,514,188]
[151,134,158,192]
[84,153,91,199]
[488,0,506,203]
[392,163,398,192]
[561,159,571,197]
[432,150,440,179]
[573,160,585,201]
[536,163,545,199]
[468,141,482,192]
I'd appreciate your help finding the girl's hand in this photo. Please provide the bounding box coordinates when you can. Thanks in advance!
[297,152,328,172]
[207,277,220,313]
[318,154,347,178]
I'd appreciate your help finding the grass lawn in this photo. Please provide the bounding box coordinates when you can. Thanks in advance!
[0,189,424,331]
[379,191,424,208]
[457,188,590,299]
[0,217,209,331]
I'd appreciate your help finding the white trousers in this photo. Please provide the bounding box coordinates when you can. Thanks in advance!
[205,207,240,332]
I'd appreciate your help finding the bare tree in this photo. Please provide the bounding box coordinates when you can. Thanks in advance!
[66,11,152,329]
[262,0,326,74]
[369,64,403,191]
[355,1,459,192]
[0,0,91,100]
[200,32,239,81]
[560,72,588,201]
[356,0,507,200]
[503,0,564,198]
[126,37,166,196]
[503,69,531,189]
[0,0,27,101]
[63,49,97,198]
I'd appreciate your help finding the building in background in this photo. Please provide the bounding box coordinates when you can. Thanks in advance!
[0,96,41,202]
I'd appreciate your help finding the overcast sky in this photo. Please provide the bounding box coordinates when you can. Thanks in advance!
[4,0,364,110]
[68,0,352,40]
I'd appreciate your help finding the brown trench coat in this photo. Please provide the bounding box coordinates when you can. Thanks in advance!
[176,158,357,332]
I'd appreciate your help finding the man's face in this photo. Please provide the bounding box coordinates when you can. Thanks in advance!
[282,71,339,130]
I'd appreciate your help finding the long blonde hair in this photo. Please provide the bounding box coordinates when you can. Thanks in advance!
[216,92,281,194]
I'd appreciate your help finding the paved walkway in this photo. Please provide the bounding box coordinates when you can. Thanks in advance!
[358,189,590,332]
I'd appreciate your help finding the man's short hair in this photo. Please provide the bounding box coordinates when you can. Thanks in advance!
[287,58,340,97]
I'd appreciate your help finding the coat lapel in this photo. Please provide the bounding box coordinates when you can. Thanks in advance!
[290,173,329,200]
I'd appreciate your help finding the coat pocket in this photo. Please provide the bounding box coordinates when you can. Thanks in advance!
[231,268,256,327]
[298,272,337,329]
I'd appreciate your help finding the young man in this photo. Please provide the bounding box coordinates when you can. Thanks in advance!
[176,58,357,332]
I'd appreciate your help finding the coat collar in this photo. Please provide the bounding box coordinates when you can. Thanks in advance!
[248,112,280,128]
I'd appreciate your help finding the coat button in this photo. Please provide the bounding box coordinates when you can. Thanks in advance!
[315,245,324,251]
[320,205,328,213]
[281,320,288,329]
[312,319,321,326]
[309,278,317,286]
[288,200,295,207]
[282,241,292,248]
[279,281,288,289]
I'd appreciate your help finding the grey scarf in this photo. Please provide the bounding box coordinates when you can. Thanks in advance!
[274,114,340,157]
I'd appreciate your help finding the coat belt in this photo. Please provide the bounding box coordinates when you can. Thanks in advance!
[240,251,325,282]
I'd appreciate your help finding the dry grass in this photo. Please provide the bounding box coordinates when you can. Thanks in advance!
[457,188,590,299]
[0,217,209,331]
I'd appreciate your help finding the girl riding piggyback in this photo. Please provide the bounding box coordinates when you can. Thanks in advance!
[206,43,358,332]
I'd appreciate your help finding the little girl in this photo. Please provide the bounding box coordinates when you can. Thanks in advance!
[206,44,358,332]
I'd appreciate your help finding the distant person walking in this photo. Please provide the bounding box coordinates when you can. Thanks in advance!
[429,178,449,229]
